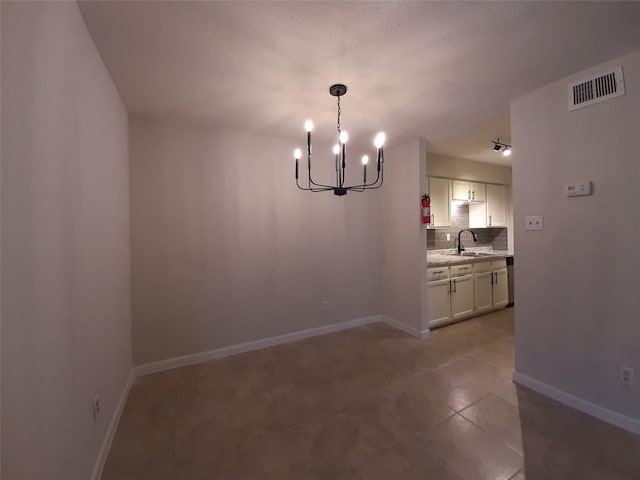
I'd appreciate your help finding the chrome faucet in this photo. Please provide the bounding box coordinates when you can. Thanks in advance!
[457,229,478,254]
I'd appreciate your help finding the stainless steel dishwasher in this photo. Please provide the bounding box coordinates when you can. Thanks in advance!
[507,256,514,305]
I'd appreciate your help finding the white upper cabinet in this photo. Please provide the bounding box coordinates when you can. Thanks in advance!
[428,177,451,228]
[470,183,507,228]
[452,180,486,202]
[486,184,507,227]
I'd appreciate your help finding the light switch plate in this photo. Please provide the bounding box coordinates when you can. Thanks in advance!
[525,216,543,230]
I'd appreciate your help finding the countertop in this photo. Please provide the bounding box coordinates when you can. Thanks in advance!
[427,248,514,267]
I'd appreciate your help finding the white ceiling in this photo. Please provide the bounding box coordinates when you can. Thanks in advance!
[79,1,640,166]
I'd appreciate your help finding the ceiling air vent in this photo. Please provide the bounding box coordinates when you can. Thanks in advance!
[568,65,625,111]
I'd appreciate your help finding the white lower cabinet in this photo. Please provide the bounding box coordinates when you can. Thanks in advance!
[427,278,451,326]
[474,272,494,314]
[427,264,475,329]
[450,274,474,321]
[492,268,509,309]
[428,258,511,329]
[473,259,508,314]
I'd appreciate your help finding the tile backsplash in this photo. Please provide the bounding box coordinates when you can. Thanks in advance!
[426,204,508,251]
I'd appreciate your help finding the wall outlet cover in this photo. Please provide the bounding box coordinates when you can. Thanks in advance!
[619,366,634,386]
[525,216,543,230]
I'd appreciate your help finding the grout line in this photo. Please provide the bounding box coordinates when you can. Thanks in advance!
[456,400,525,458]
[455,392,492,414]
[508,467,525,479]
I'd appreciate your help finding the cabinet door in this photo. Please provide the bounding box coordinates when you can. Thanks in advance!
[470,182,485,202]
[474,272,493,314]
[492,269,509,309]
[486,184,507,227]
[427,279,451,328]
[452,180,470,201]
[451,275,474,321]
[468,202,486,228]
[428,177,451,228]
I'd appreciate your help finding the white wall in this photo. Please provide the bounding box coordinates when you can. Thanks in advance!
[130,117,383,364]
[427,153,512,185]
[1,3,132,479]
[512,51,640,424]
[380,139,428,336]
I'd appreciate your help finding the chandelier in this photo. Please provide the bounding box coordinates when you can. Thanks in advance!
[294,84,386,196]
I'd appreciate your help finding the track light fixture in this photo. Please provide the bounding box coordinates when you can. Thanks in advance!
[491,139,512,157]
[294,84,386,196]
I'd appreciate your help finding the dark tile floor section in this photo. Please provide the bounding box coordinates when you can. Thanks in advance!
[102,308,640,480]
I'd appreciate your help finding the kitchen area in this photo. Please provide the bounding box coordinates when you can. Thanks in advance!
[425,153,514,330]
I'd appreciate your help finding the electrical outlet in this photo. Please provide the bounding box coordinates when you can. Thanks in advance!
[446,233,451,241]
[619,366,634,386]
[321,300,328,311]
[525,216,543,230]
[93,394,101,421]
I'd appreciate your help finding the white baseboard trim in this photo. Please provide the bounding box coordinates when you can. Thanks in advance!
[382,316,429,339]
[134,314,384,377]
[90,369,136,480]
[513,371,640,435]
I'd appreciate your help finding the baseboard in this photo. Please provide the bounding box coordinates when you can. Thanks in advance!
[382,316,429,339]
[134,314,384,377]
[513,371,640,435]
[90,369,136,480]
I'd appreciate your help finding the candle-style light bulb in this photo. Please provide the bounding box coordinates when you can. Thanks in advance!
[362,155,368,183]
[304,120,314,132]
[339,131,349,144]
[294,148,301,179]
[502,147,512,157]
[333,145,340,155]
[305,121,313,156]
[374,132,386,149]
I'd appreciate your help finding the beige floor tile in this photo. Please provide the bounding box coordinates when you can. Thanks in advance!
[460,394,523,454]
[388,368,491,413]
[354,439,461,480]
[434,353,514,393]
[516,386,640,480]
[417,414,523,480]
[102,308,640,480]
[365,385,455,442]
[493,382,519,407]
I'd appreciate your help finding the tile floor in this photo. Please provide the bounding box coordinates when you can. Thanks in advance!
[102,308,640,480]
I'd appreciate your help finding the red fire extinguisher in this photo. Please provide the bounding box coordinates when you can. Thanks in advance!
[422,194,431,224]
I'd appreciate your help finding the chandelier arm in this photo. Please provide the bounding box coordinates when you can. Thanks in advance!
[297,169,334,192]
[305,153,338,190]
[345,161,383,190]
[297,181,334,193]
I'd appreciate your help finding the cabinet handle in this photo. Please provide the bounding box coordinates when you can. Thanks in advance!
[431,213,435,225]
[489,214,492,226]
[494,272,498,284]
[453,279,457,293]
[433,270,444,274]
[468,190,471,201]
[472,190,475,200]
[448,280,452,294]
[491,272,494,285]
